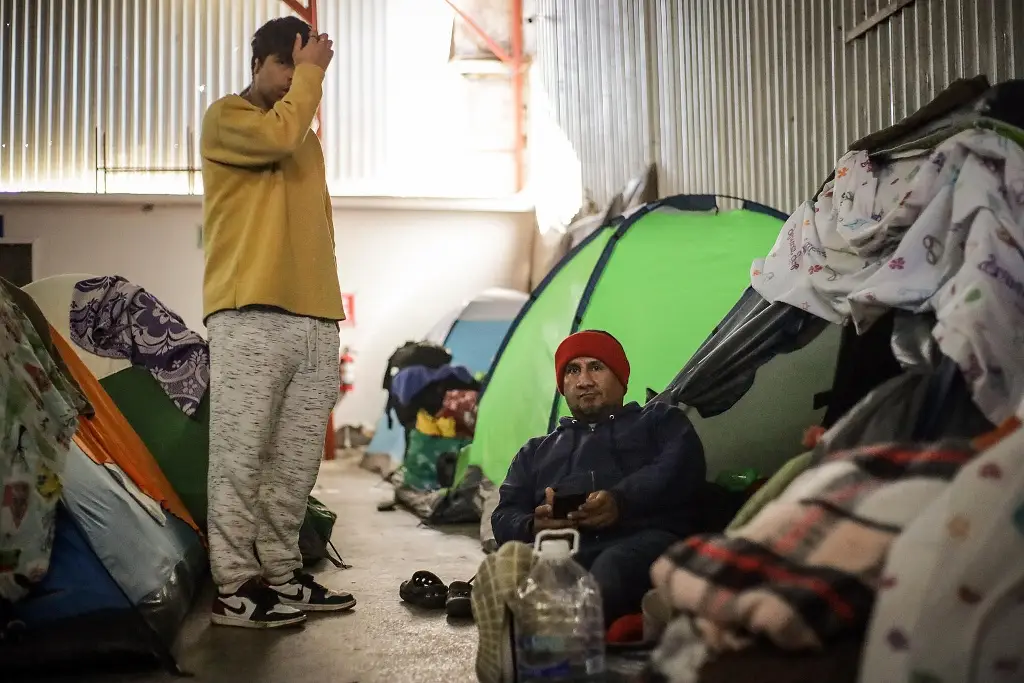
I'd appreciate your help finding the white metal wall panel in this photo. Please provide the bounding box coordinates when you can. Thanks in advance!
[318,0,388,195]
[0,0,502,197]
[0,0,298,194]
[532,0,653,207]
[532,0,1024,214]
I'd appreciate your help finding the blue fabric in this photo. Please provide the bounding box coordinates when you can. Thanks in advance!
[366,410,407,461]
[442,320,513,376]
[368,318,515,463]
[12,443,205,646]
[576,529,679,626]
[60,442,202,605]
[391,365,475,407]
[491,401,706,546]
[13,506,131,626]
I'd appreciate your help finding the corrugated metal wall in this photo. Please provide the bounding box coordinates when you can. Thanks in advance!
[532,0,1024,215]
[0,0,504,197]
[532,0,654,208]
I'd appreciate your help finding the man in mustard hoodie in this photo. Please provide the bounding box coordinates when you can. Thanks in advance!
[200,16,355,629]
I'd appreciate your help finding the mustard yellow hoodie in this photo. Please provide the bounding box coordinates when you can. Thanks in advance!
[200,63,344,322]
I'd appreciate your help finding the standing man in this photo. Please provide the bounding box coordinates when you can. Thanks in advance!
[200,16,355,629]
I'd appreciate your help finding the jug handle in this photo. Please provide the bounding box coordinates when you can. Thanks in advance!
[534,528,581,554]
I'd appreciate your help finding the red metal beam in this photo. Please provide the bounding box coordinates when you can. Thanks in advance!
[445,0,526,192]
[444,0,513,66]
[280,0,314,24]
[510,0,524,192]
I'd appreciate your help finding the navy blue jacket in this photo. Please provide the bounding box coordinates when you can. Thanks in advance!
[491,401,706,546]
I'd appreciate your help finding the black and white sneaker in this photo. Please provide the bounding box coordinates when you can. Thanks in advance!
[268,570,357,612]
[211,578,307,629]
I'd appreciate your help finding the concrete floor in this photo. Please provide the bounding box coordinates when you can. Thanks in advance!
[74,456,487,683]
[35,454,649,683]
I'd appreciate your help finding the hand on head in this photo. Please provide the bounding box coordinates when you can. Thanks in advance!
[293,32,334,70]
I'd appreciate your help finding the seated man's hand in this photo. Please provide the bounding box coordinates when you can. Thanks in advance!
[569,490,619,529]
[533,486,576,532]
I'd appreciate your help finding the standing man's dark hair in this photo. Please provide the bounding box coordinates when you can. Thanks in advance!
[200,17,355,629]
[250,16,312,73]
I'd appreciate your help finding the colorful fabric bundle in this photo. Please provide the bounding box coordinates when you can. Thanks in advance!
[437,389,479,438]
[647,440,979,681]
[0,290,88,603]
[859,418,1024,683]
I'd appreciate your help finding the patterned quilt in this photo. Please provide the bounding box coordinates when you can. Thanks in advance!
[647,440,979,681]
[69,275,209,417]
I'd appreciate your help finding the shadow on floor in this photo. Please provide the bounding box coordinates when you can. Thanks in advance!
[47,459,485,683]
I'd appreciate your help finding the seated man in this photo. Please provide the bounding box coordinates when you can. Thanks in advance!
[491,330,706,626]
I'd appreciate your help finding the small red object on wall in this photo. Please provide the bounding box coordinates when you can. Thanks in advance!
[340,348,355,395]
[340,293,356,327]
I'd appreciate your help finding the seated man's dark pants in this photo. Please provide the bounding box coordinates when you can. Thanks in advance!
[575,529,678,627]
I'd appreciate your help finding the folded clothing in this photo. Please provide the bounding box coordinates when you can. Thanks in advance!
[437,389,479,438]
[391,365,475,407]
[416,410,457,439]
[651,439,978,653]
[389,365,479,428]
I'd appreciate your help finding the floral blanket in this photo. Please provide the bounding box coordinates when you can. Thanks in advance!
[1,289,87,603]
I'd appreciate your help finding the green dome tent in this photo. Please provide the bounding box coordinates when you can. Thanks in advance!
[463,194,789,486]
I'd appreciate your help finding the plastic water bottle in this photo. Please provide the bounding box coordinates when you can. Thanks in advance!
[513,529,606,682]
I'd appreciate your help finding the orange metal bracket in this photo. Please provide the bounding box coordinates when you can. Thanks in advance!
[280,0,318,30]
[444,0,525,192]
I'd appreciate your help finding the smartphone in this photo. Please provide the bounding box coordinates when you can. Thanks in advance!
[552,490,589,519]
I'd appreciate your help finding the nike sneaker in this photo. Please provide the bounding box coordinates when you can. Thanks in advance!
[268,570,357,612]
[211,578,307,629]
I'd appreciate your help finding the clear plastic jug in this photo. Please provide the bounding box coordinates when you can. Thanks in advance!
[513,529,606,682]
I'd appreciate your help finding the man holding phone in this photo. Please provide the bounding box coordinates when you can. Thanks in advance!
[491,330,706,625]
[201,16,355,629]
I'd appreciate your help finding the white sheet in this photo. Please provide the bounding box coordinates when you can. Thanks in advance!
[752,128,1024,424]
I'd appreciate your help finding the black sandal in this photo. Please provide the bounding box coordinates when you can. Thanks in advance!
[445,579,473,619]
[399,571,448,609]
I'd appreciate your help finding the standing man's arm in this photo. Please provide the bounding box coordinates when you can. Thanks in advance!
[202,35,333,167]
[324,184,336,250]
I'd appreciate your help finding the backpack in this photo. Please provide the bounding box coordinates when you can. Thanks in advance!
[381,342,452,428]
[298,496,350,569]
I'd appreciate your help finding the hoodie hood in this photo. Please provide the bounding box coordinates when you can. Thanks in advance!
[558,401,642,429]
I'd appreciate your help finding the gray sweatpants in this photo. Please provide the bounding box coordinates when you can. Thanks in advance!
[206,308,340,592]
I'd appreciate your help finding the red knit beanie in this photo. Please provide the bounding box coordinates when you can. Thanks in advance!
[555,330,630,394]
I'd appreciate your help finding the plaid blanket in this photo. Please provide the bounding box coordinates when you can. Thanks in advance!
[650,440,978,656]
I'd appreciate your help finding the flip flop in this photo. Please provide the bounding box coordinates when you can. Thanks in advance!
[445,579,473,619]
[399,570,448,609]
